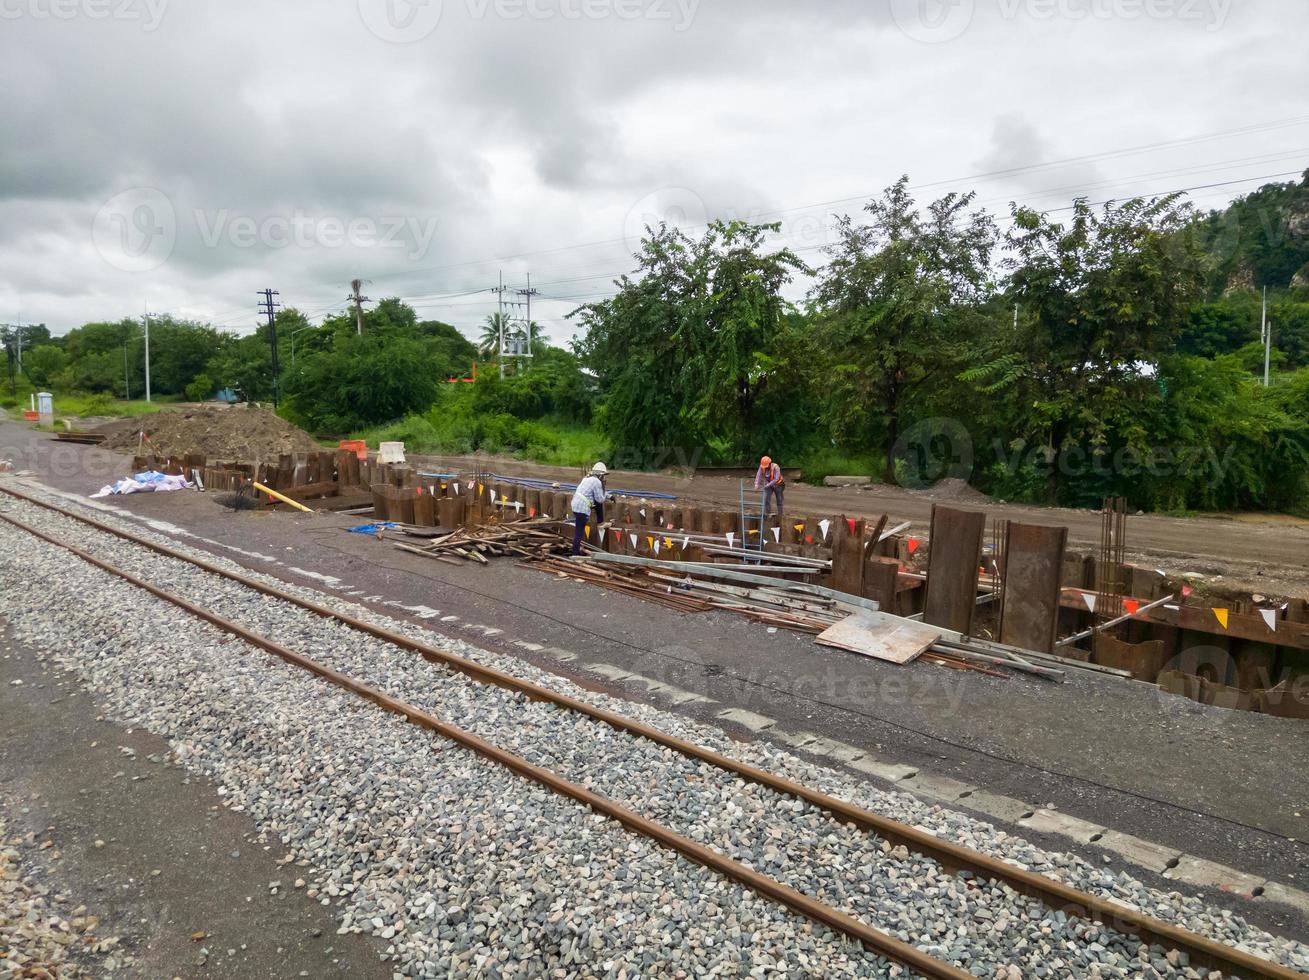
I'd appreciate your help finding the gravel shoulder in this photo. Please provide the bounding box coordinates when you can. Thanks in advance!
[0,620,386,979]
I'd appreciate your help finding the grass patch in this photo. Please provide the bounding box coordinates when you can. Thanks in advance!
[793,447,885,485]
[1,387,172,421]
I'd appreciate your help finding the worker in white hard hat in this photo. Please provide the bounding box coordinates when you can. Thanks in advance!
[570,462,609,555]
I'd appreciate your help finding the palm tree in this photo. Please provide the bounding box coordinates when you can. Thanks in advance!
[479,313,511,359]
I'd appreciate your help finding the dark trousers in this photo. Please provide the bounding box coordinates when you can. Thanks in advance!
[764,484,784,516]
[572,512,588,555]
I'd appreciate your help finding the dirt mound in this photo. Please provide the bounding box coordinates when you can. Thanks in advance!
[97,405,322,460]
[913,477,995,504]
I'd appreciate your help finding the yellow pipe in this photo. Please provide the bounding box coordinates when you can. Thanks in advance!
[252,481,315,514]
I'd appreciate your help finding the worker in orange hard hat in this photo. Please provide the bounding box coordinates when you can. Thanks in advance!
[754,455,785,517]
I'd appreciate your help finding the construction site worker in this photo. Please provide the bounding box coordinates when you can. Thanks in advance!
[755,455,785,517]
[571,462,608,556]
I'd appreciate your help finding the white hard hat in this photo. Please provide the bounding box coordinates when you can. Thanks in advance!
[591,462,608,476]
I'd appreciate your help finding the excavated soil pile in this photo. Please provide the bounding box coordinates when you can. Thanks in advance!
[96,405,323,460]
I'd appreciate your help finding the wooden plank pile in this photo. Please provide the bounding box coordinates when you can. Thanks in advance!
[392,518,567,565]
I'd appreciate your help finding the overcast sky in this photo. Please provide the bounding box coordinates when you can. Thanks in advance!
[2,0,1307,346]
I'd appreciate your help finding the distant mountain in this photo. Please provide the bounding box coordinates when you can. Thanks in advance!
[1193,169,1309,297]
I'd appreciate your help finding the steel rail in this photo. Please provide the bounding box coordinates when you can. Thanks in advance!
[0,507,966,980]
[0,482,1301,980]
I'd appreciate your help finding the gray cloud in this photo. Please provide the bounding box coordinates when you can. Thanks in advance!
[0,0,1305,347]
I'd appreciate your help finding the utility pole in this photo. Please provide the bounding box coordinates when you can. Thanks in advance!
[349,279,371,336]
[1261,286,1271,388]
[143,303,152,403]
[258,289,283,408]
[518,273,539,359]
[491,271,509,379]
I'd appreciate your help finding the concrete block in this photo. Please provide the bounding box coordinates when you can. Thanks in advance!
[1259,881,1309,916]
[823,476,872,487]
[1017,808,1106,841]
[955,790,1035,825]
[540,647,578,662]
[1163,855,1266,898]
[587,663,633,681]
[900,773,976,802]
[770,729,821,749]
[715,708,777,732]
[847,755,918,782]
[1093,830,1182,873]
[802,737,867,764]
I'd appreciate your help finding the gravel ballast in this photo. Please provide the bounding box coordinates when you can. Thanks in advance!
[2,483,1307,978]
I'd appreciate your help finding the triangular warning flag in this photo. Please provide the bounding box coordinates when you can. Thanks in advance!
[907,538,920,555]
[818,519,831,540]
[654,539,661,555]
[1083,593,1097,613]
[513,501,523,512]
[1124,599,1141,617]
[528,508,536,518]
[629,533,638,548]
[748,529,758,536]
[478,483,485,495]
[725,532,736,548]
[1260,608,1278,632]
[794,523,804,534]
[847,518,857,534]
[611,527,620,539]
[804,535,814,545]
[771,527,780,543]
[647,536,654,549]
[467,481,474,492]
[1214,608,1229,630]
[584,525,591,539]
[640,508,646,519]
[453,482,460,495]
[1181,585,1193,598]
[682,535,690,549]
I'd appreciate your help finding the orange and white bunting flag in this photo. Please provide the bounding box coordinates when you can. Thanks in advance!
[818,519,831,541]
[1260,608,1278,631]
[726,532,736,548]
[907,538,920,555]
[1083,593,1097,613]
[771,527,781,543]
[528,507,536,518]
[629,533,638,548]
[1214,608,1229,630]
[1124,599,1141,616]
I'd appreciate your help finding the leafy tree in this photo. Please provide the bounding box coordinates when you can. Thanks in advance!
[575,220,806,458]
[979,193,1208,500]
[21,345,67,388]
[204,334,273,401]
[811,177,998,483]
[283,333,440,433]
[185,373,215,402]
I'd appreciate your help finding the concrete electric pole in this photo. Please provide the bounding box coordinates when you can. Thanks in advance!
[349,279,371,336]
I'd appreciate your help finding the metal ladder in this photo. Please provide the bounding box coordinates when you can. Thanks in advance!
[739,480,767,562]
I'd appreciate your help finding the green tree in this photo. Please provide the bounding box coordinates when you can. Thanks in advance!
[811,177,999,483]
[21,345,67,388]
[575,220,806,458]
[982,193,1208,500]
[283,333,440,433]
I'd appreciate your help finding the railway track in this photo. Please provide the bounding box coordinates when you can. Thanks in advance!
[0,480,1303,979]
